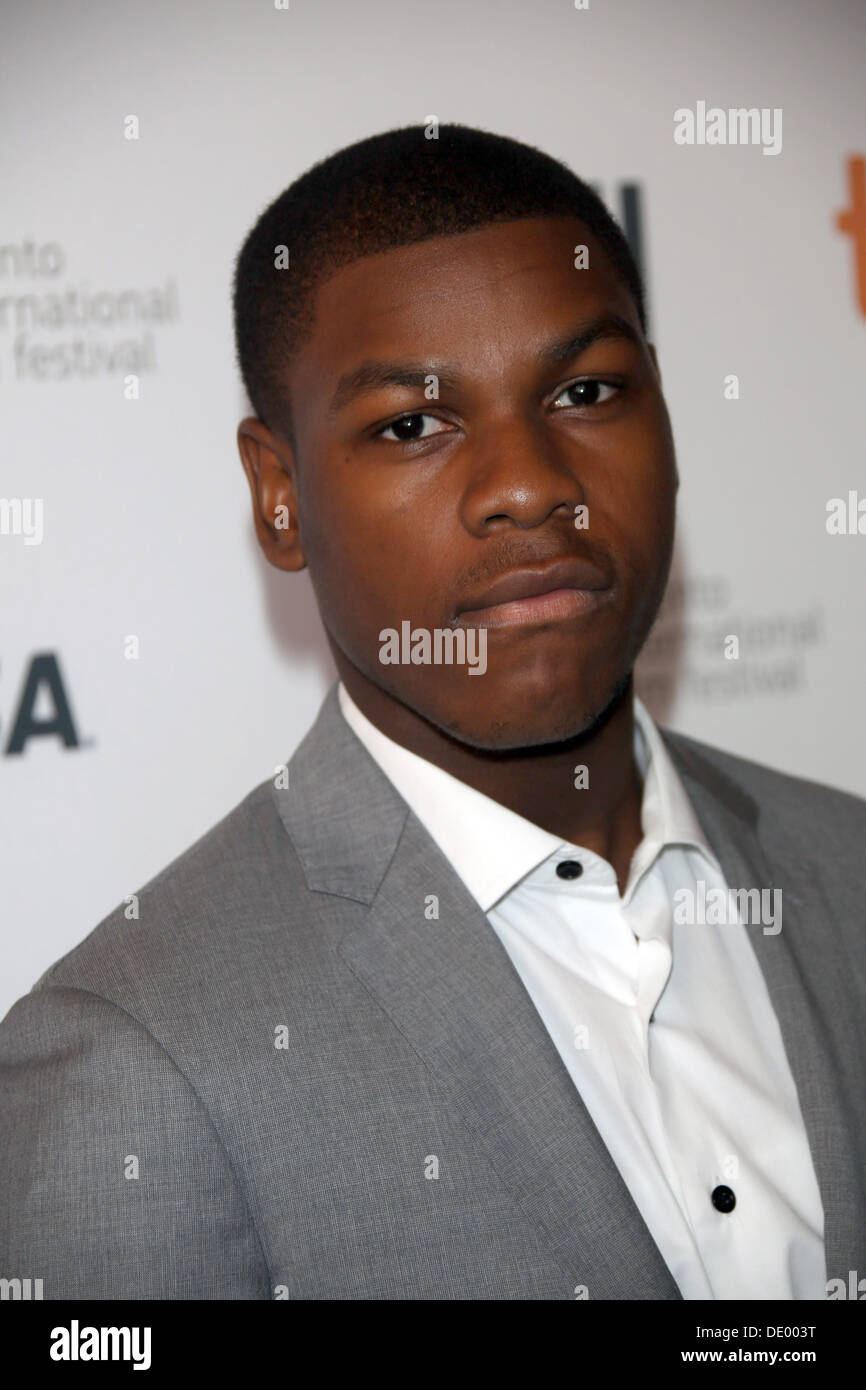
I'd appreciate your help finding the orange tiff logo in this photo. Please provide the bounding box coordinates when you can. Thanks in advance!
[836,155,866,319]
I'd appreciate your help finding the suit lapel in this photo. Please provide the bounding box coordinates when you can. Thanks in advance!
[663,730,866,1284]
[279,686,680,1299]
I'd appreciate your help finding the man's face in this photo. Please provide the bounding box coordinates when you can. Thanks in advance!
[281,215,677,749]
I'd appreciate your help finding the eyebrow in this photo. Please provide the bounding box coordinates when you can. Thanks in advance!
[327,312,643,416]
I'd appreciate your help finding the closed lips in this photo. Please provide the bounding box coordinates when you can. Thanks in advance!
[456,556,612,618]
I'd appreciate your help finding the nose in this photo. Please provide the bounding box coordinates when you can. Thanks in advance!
[459,413,587,535]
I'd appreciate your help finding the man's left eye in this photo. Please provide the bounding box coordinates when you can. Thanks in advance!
[552,380,619,409]
[378,413,448,442]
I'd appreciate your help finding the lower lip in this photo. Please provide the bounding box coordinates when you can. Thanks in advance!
[455,587,610,630]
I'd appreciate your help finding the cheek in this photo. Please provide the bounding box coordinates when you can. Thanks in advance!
[307,460,451,577]
[625,483,677,625]
[595,467,673,559]
[297,465,443,649]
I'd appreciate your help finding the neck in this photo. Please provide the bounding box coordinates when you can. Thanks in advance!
[334,657,645,895]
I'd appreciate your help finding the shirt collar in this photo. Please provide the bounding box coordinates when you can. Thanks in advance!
[336,681,718,911]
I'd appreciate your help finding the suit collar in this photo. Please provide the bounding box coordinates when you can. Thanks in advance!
[275,682,762,906]
[272,682,409,903]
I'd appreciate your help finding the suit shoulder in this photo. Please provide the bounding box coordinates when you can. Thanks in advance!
[32,774,307,1004]
[661,724,866,844]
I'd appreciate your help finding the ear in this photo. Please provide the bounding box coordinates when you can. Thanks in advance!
[236,417,307,572]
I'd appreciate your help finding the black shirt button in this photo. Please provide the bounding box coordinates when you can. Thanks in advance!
[711,1185,736,1213]
[556,860,584,880]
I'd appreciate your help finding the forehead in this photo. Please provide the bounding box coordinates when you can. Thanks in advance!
[289,216,637,408]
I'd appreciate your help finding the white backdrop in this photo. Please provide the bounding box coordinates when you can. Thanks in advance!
[2,0,864,1016]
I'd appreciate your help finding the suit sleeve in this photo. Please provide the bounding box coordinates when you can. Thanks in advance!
[0,984,272,1299]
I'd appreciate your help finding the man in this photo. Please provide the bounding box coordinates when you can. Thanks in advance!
[2,124,864,1300]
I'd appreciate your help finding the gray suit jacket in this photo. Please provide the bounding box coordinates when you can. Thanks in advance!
[2,683,865,1300]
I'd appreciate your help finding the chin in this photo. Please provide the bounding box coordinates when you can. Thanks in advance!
[432,674,630,753]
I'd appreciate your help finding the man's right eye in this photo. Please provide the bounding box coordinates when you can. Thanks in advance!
[377,413,449,442]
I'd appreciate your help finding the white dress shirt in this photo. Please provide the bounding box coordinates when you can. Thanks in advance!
[337,681,826,1300]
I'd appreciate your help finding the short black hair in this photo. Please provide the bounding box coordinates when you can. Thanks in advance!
[233,123,647,445]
